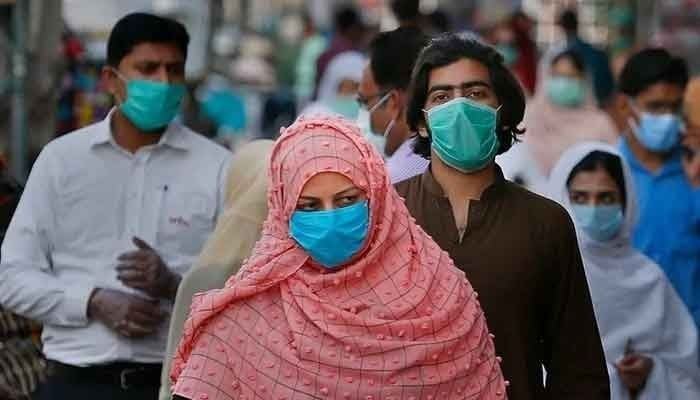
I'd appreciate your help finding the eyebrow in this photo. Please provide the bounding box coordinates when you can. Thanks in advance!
[135,60,185,67]
[427,81,492,95]
[334,186,361,197]
[297,186,360,202]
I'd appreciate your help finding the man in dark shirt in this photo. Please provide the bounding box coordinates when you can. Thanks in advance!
[395,34,609,399]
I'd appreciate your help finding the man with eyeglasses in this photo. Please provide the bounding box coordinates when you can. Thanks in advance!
[356,27,429,183]
[617,48,700,330]
[395,33,609,399]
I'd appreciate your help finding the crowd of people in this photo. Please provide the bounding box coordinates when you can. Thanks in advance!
[1,1,700,399]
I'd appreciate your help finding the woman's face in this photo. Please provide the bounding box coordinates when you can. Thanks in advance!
[568,167,622,206]
[337,78,360,97]
[551,56,584,80]
[296,172,367,211]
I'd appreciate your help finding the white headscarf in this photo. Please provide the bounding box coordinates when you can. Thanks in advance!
[548,142,700,399]
[302,51,366,117]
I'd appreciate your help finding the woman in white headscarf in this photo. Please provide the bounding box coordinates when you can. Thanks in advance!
[301,51,366,119]
[548,141,700,399]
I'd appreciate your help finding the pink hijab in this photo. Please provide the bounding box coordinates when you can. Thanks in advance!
[523,47,619,174]
[171,115,508,400]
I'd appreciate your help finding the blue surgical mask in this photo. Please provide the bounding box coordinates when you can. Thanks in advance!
[114,69,186,132]
[629,112,682,152]
[547,77,585,108]
[290,200,369,269]
[357,92,395,158]
[424,97,500,173]
[571,204,624,242]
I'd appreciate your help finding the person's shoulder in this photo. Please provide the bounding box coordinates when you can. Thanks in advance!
[394,173,422,197]
[44,122,105,154]
[504,181,573,224]
[178,126,231,162]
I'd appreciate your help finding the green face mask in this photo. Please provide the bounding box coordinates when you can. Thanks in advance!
[496,43,519,66]
[546,76,585,108]
[114,69,186,132]
[328,96,360,120]
[424,97,500,173]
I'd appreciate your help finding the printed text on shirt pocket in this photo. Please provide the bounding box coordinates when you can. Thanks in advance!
[158,189,214,255]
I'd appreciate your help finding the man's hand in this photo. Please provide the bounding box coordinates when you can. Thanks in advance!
[116,237,181,300]
[616,353,653,394]
[87,288,167,338]
[682,134,700,188]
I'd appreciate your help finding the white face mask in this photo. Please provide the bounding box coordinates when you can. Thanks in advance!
[356,92,395,158]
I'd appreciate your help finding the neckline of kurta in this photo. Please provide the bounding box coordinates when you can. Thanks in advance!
[418,164,508,244]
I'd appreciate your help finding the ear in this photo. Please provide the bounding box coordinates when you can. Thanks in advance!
[101,66,120,99]
[387,90,405,118]
[617,94,635,121]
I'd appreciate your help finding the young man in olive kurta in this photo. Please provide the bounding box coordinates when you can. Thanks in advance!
[395,34,609,399]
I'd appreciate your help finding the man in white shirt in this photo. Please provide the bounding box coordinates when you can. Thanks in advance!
[0,13,230,400]
[356,27,430,183]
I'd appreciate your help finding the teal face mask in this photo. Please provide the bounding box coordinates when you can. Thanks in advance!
[547,77,585,108]
[571,204,624,242]
[424,97,500,173]
[357,92,394,157]
[328,96,360,120]
[114,69,186,132]
[496,43,519,66]
[290,200,369,269]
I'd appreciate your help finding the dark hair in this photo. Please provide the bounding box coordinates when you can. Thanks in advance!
[558,9,578,34]
[369,27,428,91]
[334,6,362,34]
[390,0,420,23]
[551,49,586,75]
[428,10,451,33]
[407,34,526,158]
[567,151,627,207]
[107,13,189,67]
[618,48,689,97]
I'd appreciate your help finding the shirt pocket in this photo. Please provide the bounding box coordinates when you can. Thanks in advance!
[56,183,116,246]
[156,187,215,257]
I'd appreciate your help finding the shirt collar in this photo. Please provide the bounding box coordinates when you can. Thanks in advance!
[90,108,189,152]
[619,138,683,176]
[420,162,506,200]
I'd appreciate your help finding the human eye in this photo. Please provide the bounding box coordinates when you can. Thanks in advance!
[296,200,319,211]
[599,193,618,205]
[569,192,587,204]
[336,196,359,207]
[429,91,451,105]
[466,89,487,100]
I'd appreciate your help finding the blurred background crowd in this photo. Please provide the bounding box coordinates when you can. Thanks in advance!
[1,0,700,399]
[1,0,700,179]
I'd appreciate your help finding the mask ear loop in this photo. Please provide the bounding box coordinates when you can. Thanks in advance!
[369,91,392,114]
[109,67,129,106]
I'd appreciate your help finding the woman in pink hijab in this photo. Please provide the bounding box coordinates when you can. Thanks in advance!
[170,115,507,400]
[522,48,618,175]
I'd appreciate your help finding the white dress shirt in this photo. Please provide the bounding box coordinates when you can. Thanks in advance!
[386,137,429,184]
[0,112,231,366]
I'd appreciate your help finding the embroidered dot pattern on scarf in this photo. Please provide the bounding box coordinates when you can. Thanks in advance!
[170,115,509,400]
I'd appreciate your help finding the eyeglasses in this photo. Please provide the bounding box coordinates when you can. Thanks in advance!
[356,91,391,112]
